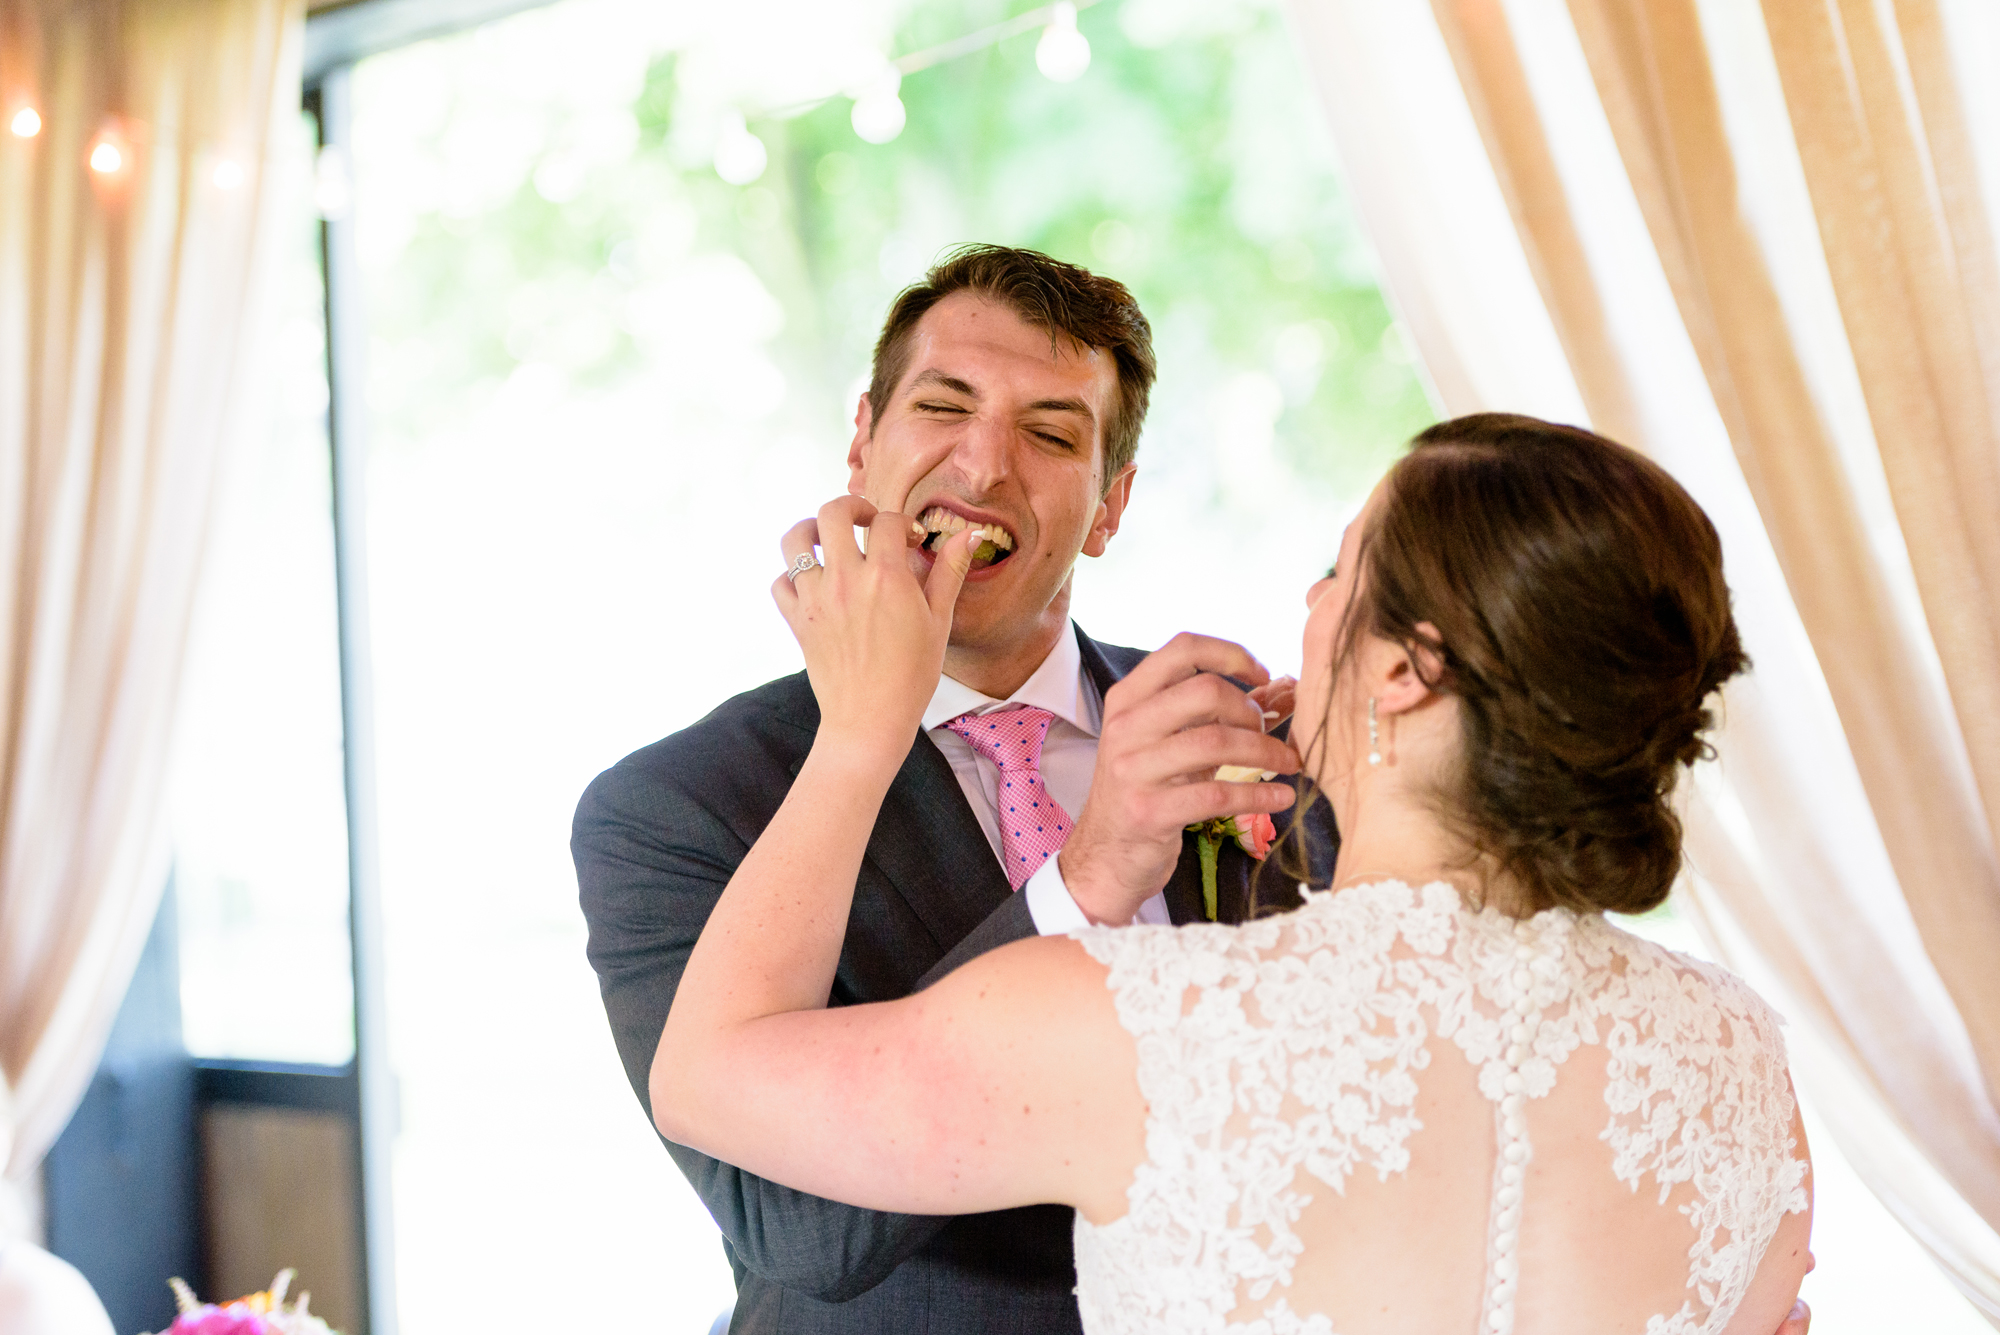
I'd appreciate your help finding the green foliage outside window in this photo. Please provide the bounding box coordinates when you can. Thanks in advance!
[361,0,1434,505]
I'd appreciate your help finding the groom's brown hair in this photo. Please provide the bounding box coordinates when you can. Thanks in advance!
[868,244,1156,484]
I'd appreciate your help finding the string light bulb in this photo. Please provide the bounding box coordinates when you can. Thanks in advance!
[1036,2,1091,83]
[713,111,768,185]
[9,107,40,138]
[850,69,905,145]
[89,139,124,173]
[212,157,245,190]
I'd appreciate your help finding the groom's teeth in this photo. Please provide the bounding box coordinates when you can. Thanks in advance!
[917,507,1014,555]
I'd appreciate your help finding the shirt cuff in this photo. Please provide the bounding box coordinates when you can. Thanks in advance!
[1024,855,1095,935]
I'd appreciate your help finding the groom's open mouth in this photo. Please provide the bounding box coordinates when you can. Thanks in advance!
[915,505,1017,574]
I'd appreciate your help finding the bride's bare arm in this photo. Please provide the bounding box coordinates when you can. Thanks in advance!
[657,924,1144,1220]
[648,497,1136,1217]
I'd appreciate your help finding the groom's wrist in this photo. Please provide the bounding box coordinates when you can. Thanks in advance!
[1054,847,1147,927]
[1025,856,1094,934]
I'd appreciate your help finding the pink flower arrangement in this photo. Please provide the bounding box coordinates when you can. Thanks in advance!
[164,1307,272,1335]
[144,1272,339,1335]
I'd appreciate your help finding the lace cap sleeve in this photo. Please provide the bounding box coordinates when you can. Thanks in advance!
[1073,921,1227,1038]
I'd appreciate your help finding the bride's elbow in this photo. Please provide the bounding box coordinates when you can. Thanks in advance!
[649,1025,705,1144]
[650,1063,705,1145]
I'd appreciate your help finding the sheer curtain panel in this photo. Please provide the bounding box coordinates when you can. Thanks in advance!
[1285,0,2000,1318]
[0,0,303,1235]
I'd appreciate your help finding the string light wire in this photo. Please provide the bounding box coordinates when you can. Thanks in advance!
[747,0,1106,126]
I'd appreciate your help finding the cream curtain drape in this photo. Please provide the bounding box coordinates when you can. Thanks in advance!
[0,0,302,1232]
[1286,0,2000,1318]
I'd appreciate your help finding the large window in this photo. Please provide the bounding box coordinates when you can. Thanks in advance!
[345,1,1424,1328]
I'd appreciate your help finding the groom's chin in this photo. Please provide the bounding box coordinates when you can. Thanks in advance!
[942,582,1010,641]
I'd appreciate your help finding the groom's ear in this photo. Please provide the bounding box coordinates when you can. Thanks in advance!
[1081,465,1136,558]
[846,393,874,496]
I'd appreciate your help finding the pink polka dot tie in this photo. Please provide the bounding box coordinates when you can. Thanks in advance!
[946,705,1075,891]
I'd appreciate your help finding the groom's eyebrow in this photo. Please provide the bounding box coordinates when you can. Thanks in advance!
[1025,395,1094,423]
[909,369,979,398]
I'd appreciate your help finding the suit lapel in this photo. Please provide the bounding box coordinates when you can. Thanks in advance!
[868,736,1014,951]
[1075,626,1144,698]
[788,716,1011,956]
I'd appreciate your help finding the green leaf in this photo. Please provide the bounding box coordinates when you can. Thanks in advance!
[1198,832,1220,922]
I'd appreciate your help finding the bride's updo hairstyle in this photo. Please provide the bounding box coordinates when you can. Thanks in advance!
[1350,413,1747,915]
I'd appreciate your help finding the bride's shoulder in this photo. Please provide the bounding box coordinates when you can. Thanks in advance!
[1573,915,1791,1033]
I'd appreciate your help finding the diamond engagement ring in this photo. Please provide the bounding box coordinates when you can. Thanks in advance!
[784,552,819,583]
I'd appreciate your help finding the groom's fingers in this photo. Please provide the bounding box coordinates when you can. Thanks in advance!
[1106,633,1270,722]
[1246,676,1297,729]
[1115,669,1275,750]
[1151,778,1297,829]
[1119,725,1298,789]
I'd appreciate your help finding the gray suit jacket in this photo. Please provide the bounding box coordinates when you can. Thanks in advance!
[573,626,1336,1334]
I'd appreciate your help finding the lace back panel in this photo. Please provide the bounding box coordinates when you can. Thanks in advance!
[1071,881,1809,1335]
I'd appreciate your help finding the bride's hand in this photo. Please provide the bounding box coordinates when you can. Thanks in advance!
[774,495,978,766]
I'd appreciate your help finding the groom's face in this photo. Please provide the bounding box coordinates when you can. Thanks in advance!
[847,293,1135,660]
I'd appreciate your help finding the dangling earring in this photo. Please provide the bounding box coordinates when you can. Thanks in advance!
[1367,697,1382,766]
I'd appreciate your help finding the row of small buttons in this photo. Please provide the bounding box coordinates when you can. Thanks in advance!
[1483,919,1548,1334]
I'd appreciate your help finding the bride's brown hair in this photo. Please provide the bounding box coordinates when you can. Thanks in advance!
[1277,413,1747,916]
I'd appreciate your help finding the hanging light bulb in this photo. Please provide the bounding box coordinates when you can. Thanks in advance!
[89,139,124,173]
[850,68,905,145]
[1036,2,1091,83]
[713,110,768,185]
[10,107,40,138]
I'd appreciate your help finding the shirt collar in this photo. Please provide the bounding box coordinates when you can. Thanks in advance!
[922,622,1100,737]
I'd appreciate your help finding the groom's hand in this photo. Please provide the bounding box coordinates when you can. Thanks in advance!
[1246,675,1297,730]
[1062,633,1298,925]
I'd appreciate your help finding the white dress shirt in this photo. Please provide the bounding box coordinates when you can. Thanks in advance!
[922,625,1171,932]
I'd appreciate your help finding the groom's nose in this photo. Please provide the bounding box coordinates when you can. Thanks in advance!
[947,411,1014,494]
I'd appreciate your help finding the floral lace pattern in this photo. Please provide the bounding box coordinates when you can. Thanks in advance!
[1071,881,1809,1335]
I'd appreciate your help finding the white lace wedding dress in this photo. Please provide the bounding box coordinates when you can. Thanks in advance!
[1071,880,1810,1335]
